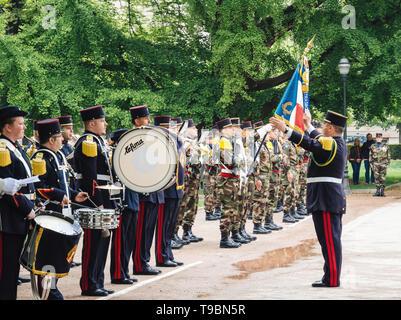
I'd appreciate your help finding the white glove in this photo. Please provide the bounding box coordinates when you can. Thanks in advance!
[2,177,21,196]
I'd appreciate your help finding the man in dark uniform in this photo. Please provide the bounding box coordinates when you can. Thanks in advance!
[108,129,138,285]
[31,118,88,299]
[129,106,162,276]
[154,117,185,267]
[74,105,116,296]
[270,109,347,288]
[0,106,36,300]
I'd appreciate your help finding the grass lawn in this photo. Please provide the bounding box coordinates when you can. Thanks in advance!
[348,160,401,189]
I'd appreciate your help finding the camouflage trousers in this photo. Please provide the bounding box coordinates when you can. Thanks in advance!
[241,175,255,227]
[203,166,218,213]
[266,172,280,219]
[282,168,297,212]
[217,176,240,233]
[251,174,270,224]
[372,163,388,188]
[175,176,200,232]
[296,163,307,205]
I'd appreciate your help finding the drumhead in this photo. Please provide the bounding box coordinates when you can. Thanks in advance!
[35,211,82,236]
[113,126,177,193]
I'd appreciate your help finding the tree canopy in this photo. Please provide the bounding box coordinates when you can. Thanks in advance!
[0,0,400,134]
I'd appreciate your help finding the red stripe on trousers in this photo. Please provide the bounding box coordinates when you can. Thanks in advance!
[0,233,2,280]
[326,212,338,286]
[81,229,91,291]
[157,204,164,263]
[114,217,122,279]
[134,202,144,272]
[323,212,336,286]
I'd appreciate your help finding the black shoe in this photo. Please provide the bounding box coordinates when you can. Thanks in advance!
[171,239,183,249]
[81,289,108,297]
[373,187,380,197]
[380,186,385,197]
[240,227,257,241]
[111,278,134,285]
[101,288,115,294]
[312,280,339,288]
[206,212,219,221]
[253,223,271,234]
[174,233,189,245]
[291,208,304,220]
[231,230,250,244]
[171,260,184,266]
[18,276,30,284]
[133,265,162,275]
[156,260,178,267]
[283,211,297,223]
[70,261,81,268]
[220,232,241,248]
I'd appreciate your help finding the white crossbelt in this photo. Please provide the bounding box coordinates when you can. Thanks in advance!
[307,177,342,184]
[75,173,112,182]
[22,193,36,200]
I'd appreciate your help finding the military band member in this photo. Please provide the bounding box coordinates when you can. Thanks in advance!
[370,133,391,197]
[32,118,88,299]
[130,106,162,276]
[270,110,347,287]
[216,118,241,248]
[0,106,36,300]
[74,105,116,296]
[108,129,138,284]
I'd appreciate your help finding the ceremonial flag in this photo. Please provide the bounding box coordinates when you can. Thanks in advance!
[274,36,315,133]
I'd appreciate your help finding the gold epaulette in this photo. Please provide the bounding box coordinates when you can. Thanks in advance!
[82,135,97,157]
[31,153,47,176]
[266,141,274,150]
[0,142,11,167]
[219,137,232,150]
[318,137,334,151]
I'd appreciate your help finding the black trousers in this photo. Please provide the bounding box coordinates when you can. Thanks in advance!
[0,232,25,300]
[133,202,157,272]
[80,229,110,292]
[312,211,343,287]
[110,209,137,280]
[155,198,181,263]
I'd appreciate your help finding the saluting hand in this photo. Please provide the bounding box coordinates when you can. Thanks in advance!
[269,117,286,132]
[303,109,312,129]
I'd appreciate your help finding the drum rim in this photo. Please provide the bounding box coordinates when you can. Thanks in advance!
[35,210,75,224]
[112,126,178,193]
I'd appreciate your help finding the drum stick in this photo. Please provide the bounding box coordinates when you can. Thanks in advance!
[79,188,101,211]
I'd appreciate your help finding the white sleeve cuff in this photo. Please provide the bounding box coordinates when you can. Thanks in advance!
[285,128,293,139]
[306,125,315,134]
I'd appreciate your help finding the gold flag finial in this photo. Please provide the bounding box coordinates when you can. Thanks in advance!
[302,34,316,57]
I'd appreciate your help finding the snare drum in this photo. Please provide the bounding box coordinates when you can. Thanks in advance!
[20,211,82,278]
[112,126,180,193]
[73,208,119,229]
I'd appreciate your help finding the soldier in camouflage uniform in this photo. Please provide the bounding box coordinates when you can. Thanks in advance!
[370,133,391,197]
[264,129,283,231]
[176,120,203,243]
[216,118,241,248]
[203,132,220,221]
[296,149,310,215]
[251,121,272,234]
[280,133,301,223]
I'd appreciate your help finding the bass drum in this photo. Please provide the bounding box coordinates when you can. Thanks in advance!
[20,211,82,278]
[113,126,179,193]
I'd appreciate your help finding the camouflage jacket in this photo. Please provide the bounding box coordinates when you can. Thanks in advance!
[369,142,391,167]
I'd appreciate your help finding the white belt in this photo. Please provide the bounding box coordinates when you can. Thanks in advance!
[307,177,342,184]
[76,173,112,182]
[22,193,36,200]
[221,168,233,174]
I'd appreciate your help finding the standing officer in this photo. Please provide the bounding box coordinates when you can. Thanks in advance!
[216,118,241,248]
[129,106,162,276]
[108,128,138,284]
[270,110,348,287]
[32,118,88,299]
[0,106,36,300]
[370,133,391,197]
[74,105,116,296]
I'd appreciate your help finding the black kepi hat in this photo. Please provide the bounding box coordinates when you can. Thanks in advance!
[130,105,150,122]
[58,115,73,126]
[80,105,105,122]
[37,118,63,141]
[187,119,195,128]
[324,110,347,128]
[253,121,264,129]
[240,121,252,129]
[110,129,128,143]
[216,118,232,130]
[231,117,240,126]
[154,115,171,126]
[0,105,28,119]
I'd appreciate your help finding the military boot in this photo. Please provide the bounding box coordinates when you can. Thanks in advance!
[253,223,271,234]
[283,210,297,223]
[205,211,219,221]
[171,239,183,249]
[240,226,257,241]
[264,217,283,231]
[380,186,386,197]
[220,232,241,248]
[232,229,250,244]
[274,200,283,213]
[247,208,253,220]
[290,207,304,220]
[213,207,222,218]
[373,186,380,197]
